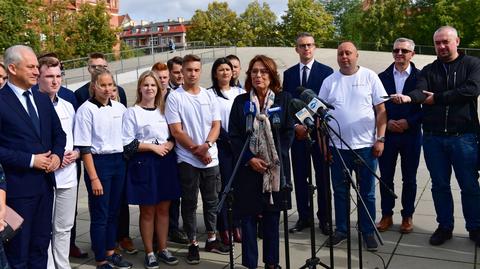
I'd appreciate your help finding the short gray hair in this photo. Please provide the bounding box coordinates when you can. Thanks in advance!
[394,37,415,51]
[434,26,458,38]
[4,45,35,68]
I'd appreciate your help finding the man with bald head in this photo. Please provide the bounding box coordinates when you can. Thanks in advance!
[318,41,387,251]
[0,45,66,268]
[393,26,480,246]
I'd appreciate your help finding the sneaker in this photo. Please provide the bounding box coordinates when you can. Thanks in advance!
[106,253,133,269]
[429,227,453,246]
[204,239,230,255]
[186,244,200,265]
[97,263,114,269]
[325,232,347,247]
[364,234,378,252]
[168,229,189,244]
[119,237,138,254]
[469,228,480,246]
[157,249,179,265]
[144,254,159,269]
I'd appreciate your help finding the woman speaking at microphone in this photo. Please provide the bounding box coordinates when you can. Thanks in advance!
[229,55,294,269]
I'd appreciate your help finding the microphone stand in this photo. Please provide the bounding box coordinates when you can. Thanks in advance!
[316,113,394,269]
[217,130,253,269]
[272,113,291,269]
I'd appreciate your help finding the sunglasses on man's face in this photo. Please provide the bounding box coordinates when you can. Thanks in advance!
[393,48,412,54]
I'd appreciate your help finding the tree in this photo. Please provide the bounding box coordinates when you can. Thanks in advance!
[280,0,334,46]
[70,1,118,57]
[187,2,238,46]
[0,0,40,53]
[238,1,280,46]
[322,0,363,43]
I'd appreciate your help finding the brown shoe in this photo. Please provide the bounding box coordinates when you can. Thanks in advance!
[376,215,393,232]
[400,217,413,234]
[119,237,138,254]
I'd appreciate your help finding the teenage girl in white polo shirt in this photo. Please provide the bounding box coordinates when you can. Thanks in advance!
[74,68,132,269]
[122,71,181,268]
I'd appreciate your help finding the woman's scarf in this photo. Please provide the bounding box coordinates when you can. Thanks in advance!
[249,89,281,204]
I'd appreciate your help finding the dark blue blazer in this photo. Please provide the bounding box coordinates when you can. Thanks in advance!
[75,82,127,107]
[0,84,66,197]
[378,63,422,133]
[283,60,333,98]
[32,85,79,110]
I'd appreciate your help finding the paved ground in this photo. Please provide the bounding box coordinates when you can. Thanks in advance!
[68,47,479,268]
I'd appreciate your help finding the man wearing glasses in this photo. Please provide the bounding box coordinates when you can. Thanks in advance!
[376,38,422,234]
[283,32,333,235]
[392,26,480,247]
[74,52,127,106]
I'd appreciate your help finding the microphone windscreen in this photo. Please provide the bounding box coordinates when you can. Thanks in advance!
[243,101,256,116]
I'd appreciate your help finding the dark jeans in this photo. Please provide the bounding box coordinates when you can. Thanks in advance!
[330,147,377,236]
[241,211,280,268]
[423,133,480,231]
[177,162,221,241]
[168,199,181,232]
[116,193,130,240]
[84,154,125,262]
[378,132,421,218]
[0,240,9,269]
[217,146,240,231]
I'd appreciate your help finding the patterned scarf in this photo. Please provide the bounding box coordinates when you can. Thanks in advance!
[249,89,281,204]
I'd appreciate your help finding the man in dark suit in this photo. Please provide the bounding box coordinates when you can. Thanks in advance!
[377,38,422,234]
[283,32,333,234]
[75,52,127,106]
[0,45,66,268]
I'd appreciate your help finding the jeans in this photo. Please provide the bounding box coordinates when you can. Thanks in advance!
[330,147,377,236]
[84,153,125,262]
[378,132,421,218]
[0,240,9,269]
[423,133,480,231]
[177,162,221,241]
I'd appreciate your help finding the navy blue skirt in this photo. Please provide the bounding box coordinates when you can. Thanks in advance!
[126,151,181,205]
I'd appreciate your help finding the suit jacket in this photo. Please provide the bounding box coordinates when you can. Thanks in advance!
[283,60,333,99]
[32,85,79,111]
[378,62,422,134]
[75,82,127,107]
[0,84,66,197]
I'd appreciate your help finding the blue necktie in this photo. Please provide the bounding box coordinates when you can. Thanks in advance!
[23,91,40,135]
[302,65,308,87]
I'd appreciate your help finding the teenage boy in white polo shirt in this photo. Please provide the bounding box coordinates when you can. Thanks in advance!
[165,54,229,265]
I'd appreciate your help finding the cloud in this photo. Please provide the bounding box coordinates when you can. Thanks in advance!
[120,0,287,23]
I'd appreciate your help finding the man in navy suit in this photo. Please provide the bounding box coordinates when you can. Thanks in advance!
[377,38,422,234]
[0,45,66,268]
[282,32,333,234]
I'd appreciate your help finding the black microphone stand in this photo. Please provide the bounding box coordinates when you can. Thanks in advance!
[272,113,291,269]
[217,130,253,269]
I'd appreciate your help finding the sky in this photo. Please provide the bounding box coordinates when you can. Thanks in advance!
[120,0,288,23]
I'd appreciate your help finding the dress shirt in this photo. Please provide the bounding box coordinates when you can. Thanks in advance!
[393,64,412,94]
[299,59,314,86]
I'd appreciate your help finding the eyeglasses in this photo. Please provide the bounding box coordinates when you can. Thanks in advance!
[89,64,108,70]
[393,48,412,54]
[298,43,314,49]
[250,68,269,76]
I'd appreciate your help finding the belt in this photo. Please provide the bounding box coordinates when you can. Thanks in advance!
[423,131,465,137]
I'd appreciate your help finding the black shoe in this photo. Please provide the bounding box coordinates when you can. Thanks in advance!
[186,244,200,264]
[364,234,378,252]
[204,239,230,255]
[105,253,132,269]
[429,227,453,246]
[289,218,311,233]
[469,228,480,246]
[168,229,189,244]
[319,222,330,235]
[325,232,347,247]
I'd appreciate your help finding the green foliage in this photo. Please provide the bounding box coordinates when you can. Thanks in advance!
[71,1,119,57]
[187,2,238,46]
[238,1,280,46]
[280,0,335,46]
[0,0,40,53]
[322,0,363,42]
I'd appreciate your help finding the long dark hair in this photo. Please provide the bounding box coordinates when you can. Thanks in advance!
[210,57,235,99]
[244,55,282,94]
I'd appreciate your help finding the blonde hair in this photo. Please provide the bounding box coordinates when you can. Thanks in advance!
[136,71,166,114]
[89,68,115,98]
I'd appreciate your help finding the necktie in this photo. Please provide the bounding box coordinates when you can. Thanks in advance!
[302,65,308,87]
[23,91,40,135]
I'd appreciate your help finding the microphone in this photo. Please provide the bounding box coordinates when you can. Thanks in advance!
[297,87,335,110]
[243,101,256,134]
[289,99,315,131]
[268,106,282,129]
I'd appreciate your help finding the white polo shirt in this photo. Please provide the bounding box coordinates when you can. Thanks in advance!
[122,105,170,145]
[53,97,77,188]
[318,66,387,149]
[165,86,221,168]
[74,99,126,154]
[211,86,245,130]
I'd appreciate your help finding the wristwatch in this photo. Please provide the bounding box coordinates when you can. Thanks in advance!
[376,136,385,143]
[205,141,213,148]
